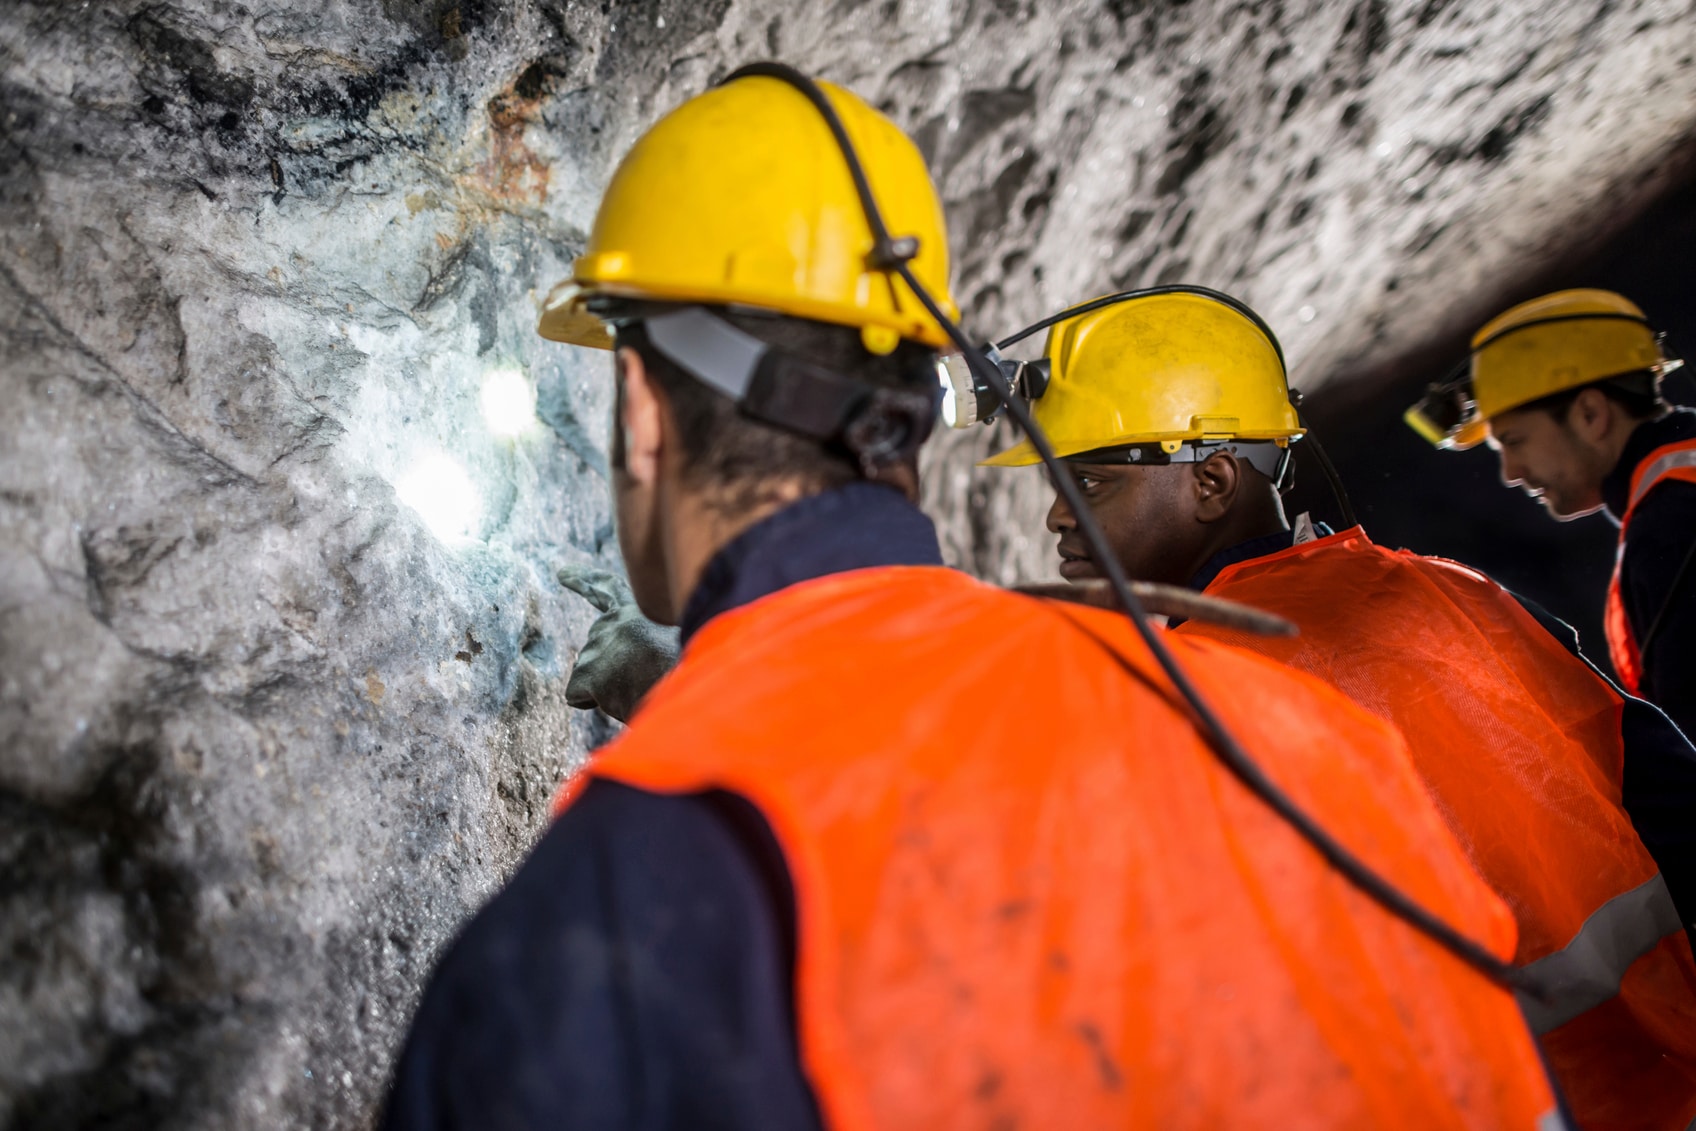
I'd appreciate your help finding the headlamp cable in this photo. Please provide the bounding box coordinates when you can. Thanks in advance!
[720,61,1528,994]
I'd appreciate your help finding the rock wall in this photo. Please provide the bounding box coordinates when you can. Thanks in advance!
[1,1,1693,1127]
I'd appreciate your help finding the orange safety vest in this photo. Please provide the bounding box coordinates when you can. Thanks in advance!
[557,566,1558,1130]
[1177,529,1696,1131]
[1605,438,1696,695]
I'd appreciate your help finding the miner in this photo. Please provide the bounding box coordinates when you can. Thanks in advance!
[980,286,1696,1131]
[381,68,1565,1129]
[1406,288,1696,738]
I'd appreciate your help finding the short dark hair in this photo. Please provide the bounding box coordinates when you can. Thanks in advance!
[612,306,938,512]
[1517,371,1666,424]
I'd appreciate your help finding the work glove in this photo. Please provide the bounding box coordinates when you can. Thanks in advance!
[557,566,681,723]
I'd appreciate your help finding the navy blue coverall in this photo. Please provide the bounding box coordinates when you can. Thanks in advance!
[1603,407,1696,739]
[383,483,940,1131]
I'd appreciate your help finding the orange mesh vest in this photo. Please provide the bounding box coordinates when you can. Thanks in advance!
[558,566,1557,1131]
[1605,438,1696,695]
[1177,529,1696,1131]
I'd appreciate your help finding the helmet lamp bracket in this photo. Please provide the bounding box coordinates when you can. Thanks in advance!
[940,345,1044,429]
[1404,365,1475,448]
[994,284,1290,371]
[643,305,936,467]
[1652,333,1685,380]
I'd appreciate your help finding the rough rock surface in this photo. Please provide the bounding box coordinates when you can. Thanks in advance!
[1,1,1693,1127]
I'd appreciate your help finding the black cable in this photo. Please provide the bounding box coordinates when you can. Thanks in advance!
[725,62,918,269]
[1289,392,1359,530]
[897,263,1524,991]
[718,61,1527,993]
[1471,310,1654,355]
[995,285,1288,375]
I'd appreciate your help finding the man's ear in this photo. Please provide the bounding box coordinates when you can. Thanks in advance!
[1568,386,1614,444]
[1192,452,1240,524]
[616,346,665,488]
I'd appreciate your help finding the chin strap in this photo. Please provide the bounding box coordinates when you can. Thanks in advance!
[644,306,937,475]
[1064,439,1290,481]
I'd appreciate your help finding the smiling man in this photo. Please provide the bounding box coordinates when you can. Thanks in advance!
[987,286,1696,1131]
[1407,289,1696,737]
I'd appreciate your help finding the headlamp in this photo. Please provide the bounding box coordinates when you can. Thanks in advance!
[939,346,1049,429]
[1403,371,1474,448]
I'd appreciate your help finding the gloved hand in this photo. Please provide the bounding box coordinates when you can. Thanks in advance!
[558,566,682,723]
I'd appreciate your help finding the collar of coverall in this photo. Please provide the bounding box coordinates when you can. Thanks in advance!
[1182,519,1337,602]
[1602,407,1696,522]
[676,480,944,645]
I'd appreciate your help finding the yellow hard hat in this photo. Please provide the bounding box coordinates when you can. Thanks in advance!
[981,290,1304,467]
[537,72,957,354]
[1405,289,1676,450]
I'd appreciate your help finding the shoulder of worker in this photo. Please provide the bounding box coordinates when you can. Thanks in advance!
[1607,407,1696,521]
[1621,476,1696,571]
[1492,586,1585,657]
[681,565,1372,719]
[382,778,821,1131]
[1339,542,1603,666]
[623,572,1421,826]
[1216,527,1578,647]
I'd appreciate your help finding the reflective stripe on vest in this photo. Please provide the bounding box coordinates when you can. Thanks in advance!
[1605,439,1696,694]
[1518,873,1684,1033]
[1178,530,1696,1131]
[567,566,1561,1130]
[1630,446,1696,510]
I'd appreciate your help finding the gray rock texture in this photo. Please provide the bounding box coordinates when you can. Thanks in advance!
[1,1,1693,1127]
[902,0,1696,580]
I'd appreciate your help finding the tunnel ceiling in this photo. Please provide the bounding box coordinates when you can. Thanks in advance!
[2,1,1694,1127]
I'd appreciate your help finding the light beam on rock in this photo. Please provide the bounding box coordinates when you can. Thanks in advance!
[396,452,481,542]
[480,368,538,438]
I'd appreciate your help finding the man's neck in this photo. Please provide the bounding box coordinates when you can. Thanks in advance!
[664,483,811,621]
[675,482,945,642]
[1173,484,1294,591]
[1192,505,1288,579]
[1598,415,1647,483]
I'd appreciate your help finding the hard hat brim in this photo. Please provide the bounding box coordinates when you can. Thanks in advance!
[979,439,1043,468]
[1444,419,1490,451]
[536,274,957,353]
[537,281,617,349]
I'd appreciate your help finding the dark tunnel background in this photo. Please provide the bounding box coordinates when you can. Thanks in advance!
[1292,175,1696,679]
